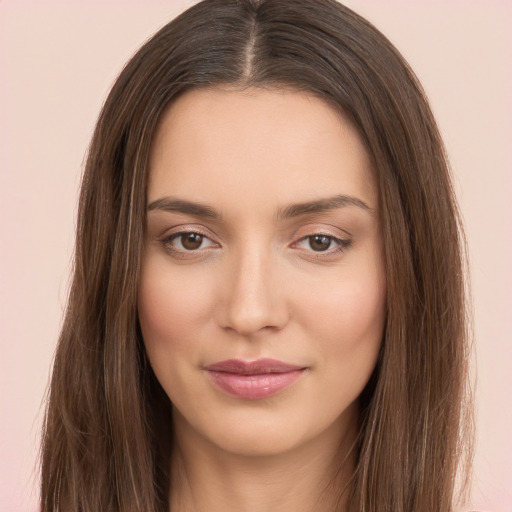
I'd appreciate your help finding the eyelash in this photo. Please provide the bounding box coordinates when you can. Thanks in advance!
[160,230,217,257]
[159,230,351,259]
[291,234,351,256]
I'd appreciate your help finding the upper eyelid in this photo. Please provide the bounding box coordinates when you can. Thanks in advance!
[292,222,352,238]
[159,224,217,240]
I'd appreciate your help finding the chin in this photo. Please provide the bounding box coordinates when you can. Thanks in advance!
[175,400,355,461]
[212,427,308,457]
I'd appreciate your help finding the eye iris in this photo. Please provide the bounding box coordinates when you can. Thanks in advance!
[309,235,332,251]
[181,233,203,250]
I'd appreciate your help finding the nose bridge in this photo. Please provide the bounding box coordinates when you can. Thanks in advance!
[220,239,287,335]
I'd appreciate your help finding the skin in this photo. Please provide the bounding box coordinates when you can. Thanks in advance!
[138,87,387,512]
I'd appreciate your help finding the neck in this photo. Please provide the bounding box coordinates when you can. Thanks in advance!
[169,406,358,512]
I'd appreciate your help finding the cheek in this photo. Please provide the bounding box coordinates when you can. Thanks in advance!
[295,258,386,372]
[137,259,216,358]
[321,280,385,344]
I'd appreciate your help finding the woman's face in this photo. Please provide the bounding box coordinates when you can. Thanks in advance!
[138,87,386,457]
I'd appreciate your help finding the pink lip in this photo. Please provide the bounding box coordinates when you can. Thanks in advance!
[204,359,307,400]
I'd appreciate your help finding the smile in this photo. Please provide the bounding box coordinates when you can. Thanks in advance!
[204,359,307,400]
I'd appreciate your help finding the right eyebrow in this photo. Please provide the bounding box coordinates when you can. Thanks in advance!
[147,197,222,220]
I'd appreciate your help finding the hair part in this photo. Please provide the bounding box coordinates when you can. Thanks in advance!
[40,1,473,510]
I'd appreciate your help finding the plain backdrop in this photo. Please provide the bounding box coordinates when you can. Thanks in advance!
[1,1,511,510]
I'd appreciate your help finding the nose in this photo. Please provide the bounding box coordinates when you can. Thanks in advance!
[217,245,289,336]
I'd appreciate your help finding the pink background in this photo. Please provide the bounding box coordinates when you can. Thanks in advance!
[1,1,510,510]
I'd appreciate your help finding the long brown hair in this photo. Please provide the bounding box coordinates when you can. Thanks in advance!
[40,1,472,510]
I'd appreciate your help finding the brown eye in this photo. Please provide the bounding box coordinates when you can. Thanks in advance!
[308,235,333,251]
[180,232,204,250]
[161,230,218,256]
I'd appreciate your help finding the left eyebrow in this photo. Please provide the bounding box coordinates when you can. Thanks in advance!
[276,194,372,219]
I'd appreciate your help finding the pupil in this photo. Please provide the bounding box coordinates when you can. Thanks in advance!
[182,233,203,250]
[310,235,331,251]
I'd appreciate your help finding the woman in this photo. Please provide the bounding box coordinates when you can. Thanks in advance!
[40,0,473,511]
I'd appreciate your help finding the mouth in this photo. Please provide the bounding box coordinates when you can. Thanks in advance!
[203,359,307,400]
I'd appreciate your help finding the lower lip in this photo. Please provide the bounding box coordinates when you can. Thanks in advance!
[206,369,306,400]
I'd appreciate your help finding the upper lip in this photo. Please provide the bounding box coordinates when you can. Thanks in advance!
[204,358,305,375]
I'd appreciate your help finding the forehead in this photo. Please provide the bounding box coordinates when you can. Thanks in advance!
[148,87,377,210]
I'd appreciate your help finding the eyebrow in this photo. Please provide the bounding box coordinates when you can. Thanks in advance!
[147,194,371,220]
[276,194,371,219]
[147,197,221,219]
